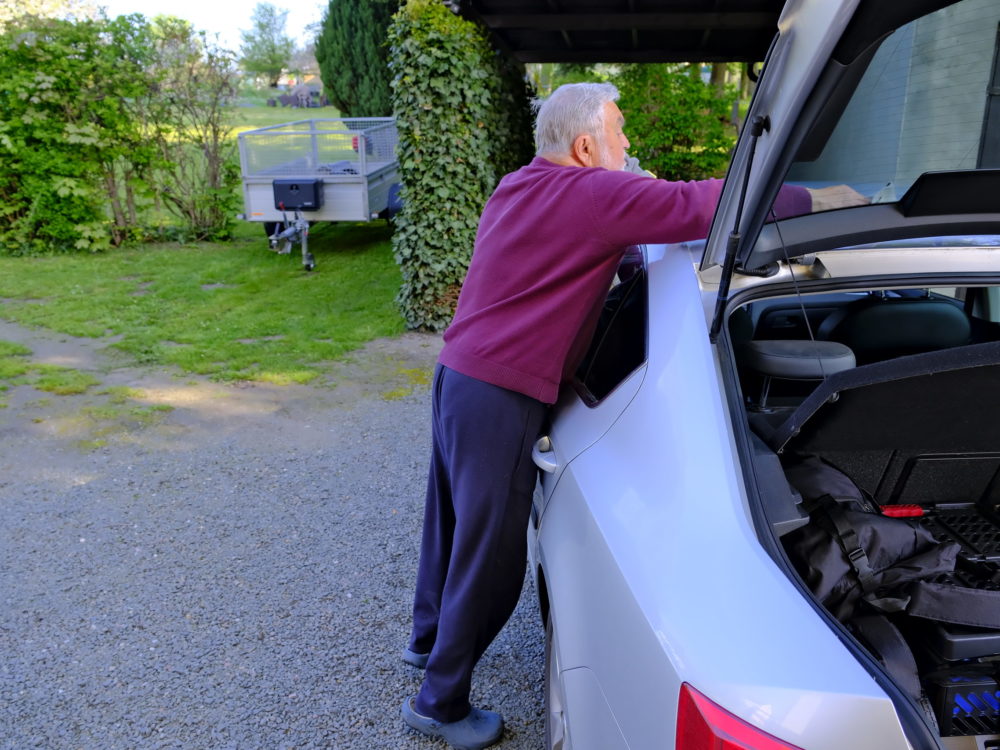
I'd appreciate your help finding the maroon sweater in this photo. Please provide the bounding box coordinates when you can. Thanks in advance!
[439,157,811,404]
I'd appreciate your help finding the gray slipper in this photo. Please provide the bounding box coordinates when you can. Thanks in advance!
[402,648,429,669]
[401,696,503,750]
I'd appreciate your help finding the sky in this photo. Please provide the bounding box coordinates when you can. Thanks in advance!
[95,0,327,50]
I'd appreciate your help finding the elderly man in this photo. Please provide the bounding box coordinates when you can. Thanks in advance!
[400,82,862,749]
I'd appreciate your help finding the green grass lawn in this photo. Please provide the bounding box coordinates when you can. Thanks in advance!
[0,103,408,388]
[0,220,405,385]
[230,104,343,136]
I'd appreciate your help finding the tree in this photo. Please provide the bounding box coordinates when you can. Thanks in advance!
[526,62,618,96]
[315,0,398,116]
[288,41,320,81]
[615,63,735,181]
[239,3,294,87]
[0,11,241,253]
[0,0,96,33]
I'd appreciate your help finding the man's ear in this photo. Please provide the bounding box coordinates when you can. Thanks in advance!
[570,134,596,167]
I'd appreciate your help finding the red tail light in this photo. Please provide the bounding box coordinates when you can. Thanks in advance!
[677,684,804,750]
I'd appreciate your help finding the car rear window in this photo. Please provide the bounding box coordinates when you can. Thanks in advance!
[783,0,1000,213]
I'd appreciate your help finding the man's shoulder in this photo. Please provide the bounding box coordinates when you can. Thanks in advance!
[586,166,658,187]
[501,158,656,191]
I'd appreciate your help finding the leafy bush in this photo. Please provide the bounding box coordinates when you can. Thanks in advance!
[388,0,534,330]
[0,16,158,254]
[488,46,536,182]
[0,14,242,254]
[615,64,735,181]
[144,18,241,242]
[316,0,399,117]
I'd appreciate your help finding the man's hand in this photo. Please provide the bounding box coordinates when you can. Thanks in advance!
[623,153,655,177]
[806,184,870,212]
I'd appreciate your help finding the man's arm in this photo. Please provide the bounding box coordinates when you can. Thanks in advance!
[621,154,868,213]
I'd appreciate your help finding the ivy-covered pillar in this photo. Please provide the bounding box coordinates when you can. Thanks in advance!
[388,0,534,331]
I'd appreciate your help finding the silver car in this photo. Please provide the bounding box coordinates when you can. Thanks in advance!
[529,1,1000,749]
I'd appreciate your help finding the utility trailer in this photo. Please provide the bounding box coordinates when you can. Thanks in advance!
[237,117,400,270]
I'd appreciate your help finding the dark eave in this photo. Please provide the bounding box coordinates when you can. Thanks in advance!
[459,1,785,63]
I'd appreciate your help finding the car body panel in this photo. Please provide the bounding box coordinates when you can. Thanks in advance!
[536,246,911,749]
[535,362,646,510]
[560,667,630,750]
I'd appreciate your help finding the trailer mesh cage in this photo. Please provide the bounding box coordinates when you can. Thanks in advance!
[238,118,398,179]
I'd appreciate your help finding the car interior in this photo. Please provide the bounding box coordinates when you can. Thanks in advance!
[728,283,1000,741]
[732,285,998,408]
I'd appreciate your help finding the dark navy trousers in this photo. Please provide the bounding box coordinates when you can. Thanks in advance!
[408,364,547,722]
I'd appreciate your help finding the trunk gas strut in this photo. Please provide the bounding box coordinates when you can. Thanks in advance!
[709,114,770,343]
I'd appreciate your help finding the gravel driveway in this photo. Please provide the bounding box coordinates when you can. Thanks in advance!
[0,322,544,750]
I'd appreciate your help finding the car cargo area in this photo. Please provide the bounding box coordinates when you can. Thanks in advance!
[731,289,1000,744]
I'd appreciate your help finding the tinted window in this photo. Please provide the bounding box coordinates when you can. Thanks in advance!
[574,248,647,403]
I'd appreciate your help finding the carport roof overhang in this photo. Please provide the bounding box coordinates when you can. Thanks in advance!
[457,0,786,63]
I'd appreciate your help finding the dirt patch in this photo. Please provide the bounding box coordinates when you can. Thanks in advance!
[0,319,443,473]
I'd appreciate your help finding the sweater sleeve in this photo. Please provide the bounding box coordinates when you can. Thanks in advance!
[772,184,813,219]
[589,173,723,248]
[589,171,812,248]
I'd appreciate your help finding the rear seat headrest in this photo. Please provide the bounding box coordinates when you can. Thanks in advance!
[743,340,857,380]
[819,298,971,359]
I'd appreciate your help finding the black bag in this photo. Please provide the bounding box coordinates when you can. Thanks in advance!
[783,455,1000,718]
[783,455,1000,628]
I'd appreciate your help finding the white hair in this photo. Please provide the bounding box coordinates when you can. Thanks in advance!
[533,82,620,156]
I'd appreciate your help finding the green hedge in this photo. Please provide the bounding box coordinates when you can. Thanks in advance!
[388,0,534,331]
[616,64,735,181]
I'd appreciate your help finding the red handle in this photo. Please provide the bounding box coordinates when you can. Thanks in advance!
[881,504,924,518]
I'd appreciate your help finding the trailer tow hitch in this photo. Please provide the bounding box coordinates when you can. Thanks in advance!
[269,208,315,271]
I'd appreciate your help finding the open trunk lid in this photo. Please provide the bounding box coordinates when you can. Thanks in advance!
[702,0,1000,337]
